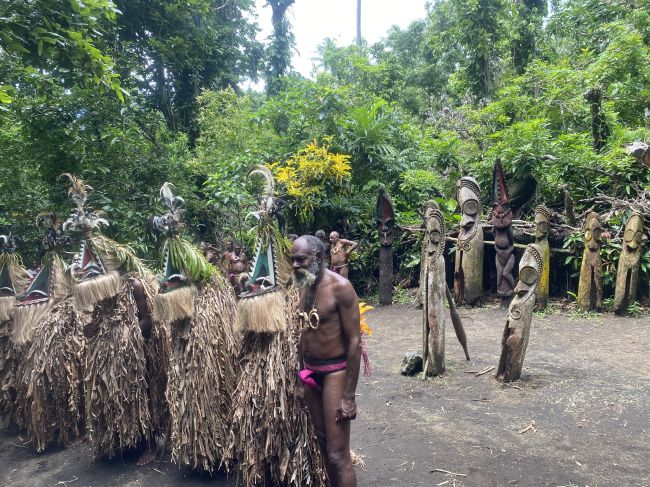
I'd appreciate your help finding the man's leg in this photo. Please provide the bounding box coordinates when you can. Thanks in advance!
[322,370,356,487]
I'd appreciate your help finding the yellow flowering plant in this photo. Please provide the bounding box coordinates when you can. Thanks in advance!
[268,138,351,223]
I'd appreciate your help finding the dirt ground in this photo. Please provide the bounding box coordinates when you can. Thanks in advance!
[1,301,649,487]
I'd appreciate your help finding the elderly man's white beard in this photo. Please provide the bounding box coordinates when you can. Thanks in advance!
[294,261,321,288]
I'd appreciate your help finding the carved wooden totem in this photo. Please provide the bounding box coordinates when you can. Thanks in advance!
[496,243,542,382]
[376,188,395,306]
[422,201,469,377]
[613,212,644,315]
[577,212,603,311]
[454,177,484,305]
[422,201,448,376]
[533,205,551,311]
[491,159,515,307]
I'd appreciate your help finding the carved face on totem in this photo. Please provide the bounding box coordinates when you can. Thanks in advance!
[534,206,551,240]
[509,244,542,321]
[376,189,396,247]
[623,213,644,252]
[423,201,445,264]
[491,159,512,229]
[584,212,602,252]
[0,235,19,297]
[456,177,481,244]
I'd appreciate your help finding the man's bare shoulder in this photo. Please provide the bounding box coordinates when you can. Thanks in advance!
[324,270,357,301]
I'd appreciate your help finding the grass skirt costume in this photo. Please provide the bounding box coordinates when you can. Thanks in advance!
[150,183,238,473]
[0,239,30,424]
[61,175,169,460]
[158,279,238,472]
[16,294,85,451]
[83,275,164,460]
[11,214,86,451]
[227,166,326,486]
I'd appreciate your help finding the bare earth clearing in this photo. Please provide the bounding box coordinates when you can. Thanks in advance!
[1,301,649,487]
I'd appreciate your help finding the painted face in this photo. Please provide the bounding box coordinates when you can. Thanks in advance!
[623,214,644,251]
[377,217,395,246]
[584,213,602,251]
[0,261,16,297]
[74,240,107,284]
[17,263,53,305]
[376,191,396,246]
[329,232,339,245]
[492,201,512,229]
[534,212,549,239]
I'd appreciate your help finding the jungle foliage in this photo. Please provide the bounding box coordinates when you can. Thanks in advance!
[1,0,649,296]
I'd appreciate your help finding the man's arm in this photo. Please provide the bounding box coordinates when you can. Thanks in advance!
[336,280,361,422]
[340,238,358,256]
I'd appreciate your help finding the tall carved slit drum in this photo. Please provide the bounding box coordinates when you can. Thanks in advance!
[376,188,395,306]
[496,243,542,383]
[454,176,484,306]
[533,205,551,311]
[577,212,603,311]
[422,201,469,378]
[613,212,644,315]
[491,159,515,308]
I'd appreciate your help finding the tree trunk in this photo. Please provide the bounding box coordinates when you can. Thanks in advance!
[378,246,393,306]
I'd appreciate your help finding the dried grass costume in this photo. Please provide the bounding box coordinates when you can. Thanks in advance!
[227,167,326,486]
[150,183,238,473]
[0,235,30,424]
[62,175,168,460]
[13,215,86,451]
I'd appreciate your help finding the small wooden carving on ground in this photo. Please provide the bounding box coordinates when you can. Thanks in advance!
[533,205,551,311]
[496,243,543,383]
[613,212,644,315]
[454,177,484,305]
[376,188,395,306]
[577,212,603,311]
[491,159,515,307]
[422,201,469,377]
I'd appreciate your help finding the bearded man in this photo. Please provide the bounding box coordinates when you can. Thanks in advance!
[292,235,360,487]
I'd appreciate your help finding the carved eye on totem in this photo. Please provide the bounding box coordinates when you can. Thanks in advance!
[462,199,479,216]
[535,221,549,234]
[429,229,441,243]
[519,266,538,286]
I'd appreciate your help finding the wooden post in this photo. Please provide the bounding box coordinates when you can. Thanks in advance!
[454,177,484,305]
[491,159,515,308]
[376,188,395,306]
[613,212,644,315]
[533,206,551,311]
[496,244,542,382]
[577,212,603,311]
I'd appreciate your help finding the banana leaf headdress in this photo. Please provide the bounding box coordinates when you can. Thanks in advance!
[13,212,71,344]
[62,174,147,310]
[151,183,215,326]
[0,233,30,323]
[235,165,288,333]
